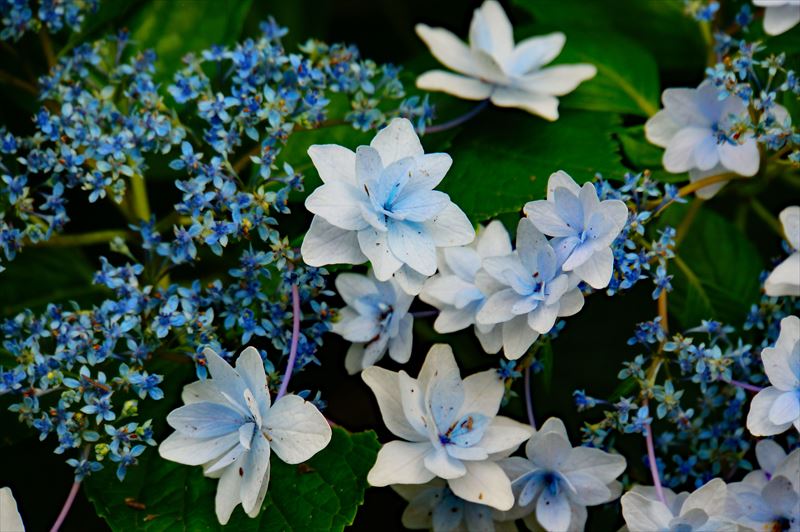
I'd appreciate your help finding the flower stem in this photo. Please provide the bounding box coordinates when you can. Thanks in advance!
[643,409,667,506]
[425,100,489,134]
[727,379,763,393]
[275,283,301,401]
[524,365,537,430]
[50,480,81,532]
[651,173,747,214]
[33,229,132,247]
[750,198,784,237]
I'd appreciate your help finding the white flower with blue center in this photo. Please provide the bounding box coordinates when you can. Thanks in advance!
[500,417,626,532]
[754,0,800,35]
[645,81,764,199]
[621,478,737,532]
[332,271,414,374]
[524,171,628,290]
[0,487,24,532]
[363,344,534,510]
[746,315,800,436]
[393,480,517,531]
[159,346,332,525]
[476,218,585,360]
[765,206,800,297]
[301,117,475,295]
[420,220,512,354]
[415,1,596,120]
[737,439,796,487]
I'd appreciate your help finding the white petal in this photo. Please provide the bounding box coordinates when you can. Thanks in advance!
[459,369,506,419]
[361,366,426,441]
[763,3,800,35]
[448,460,515,510]
[388,220,437,276]
[546,170,581,201]
[562,446,627,482]
[203,347,246,402]
[527,303,559,334]
[417,70,493,100]
[780,206,800,250]
[304,181,368,231]
[344,343,366,375]
[719,138,760,176]
[301,216,367,267]
[167,402,245,438]
[769,391,800,426]
[368,441,437,486]
[0,488,24,532]
[371,118,424,166]
[518,64,597,96]
[558,288,584,317]
[477,220,513,258]
[662,126,710,173]
[424,447,467,479]
[621,492,674,531]
[215,462,243,525]
[765,253,800,297]
[536,488,572,531]
[755,439,787,475]
[537,417,570,440]
[417,344,461,392]
[527,432,572,471]
[761,318,800,390]
[389,314,414,364]
[478,416,534,455]
[688,165,730,199]
[469,0,515,62]
[490,87,560,121]
[693,135,720,171]
[181,379,234,407]
[747,386,793,436]
[524,200,574,237]
[573,247,614,289]
[335,272,378,307]
[307,144,356,185]
[504,32,565,76]
[159,431,240,466]
[412,153,453,191]
[235,347,270,412]
[358,227,403,281]
[645,110,682,148]
[475,323,503,354]
[426,203,476,247]
[262,395,332,464]
[477,288,523,325]
[502,314,539,360]
[681,478,728,517]
[434,307,476,333]
[397,483,444,528]
[240,432,271,514]
[416,23,484,77]
[355,145,384,188]
[393,264,429,295]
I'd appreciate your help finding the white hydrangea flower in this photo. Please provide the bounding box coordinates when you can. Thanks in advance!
[332,271,413,374]
[0,487,24,532]
[415,0,596,120]
[523,171,628,290]
[728,448,800,531]
[746,315,800,436]
[420,220,512,354]
[734,440,798,489]
[301,117,475,295]
[645,81,760,199]
[754,0,800,35]
[362,344,534,510]
[765,206,800,297]
[476,218,584,360]
[499,417,626,532]
[621,478,738,531]
[159,347,332,524]
[393,480,517,531]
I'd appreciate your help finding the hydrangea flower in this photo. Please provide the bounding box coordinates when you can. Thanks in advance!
[419,220,512,354]
[524,171,628,289]
[0,487,24,532]
[159,347,331,524]
[331,271,413,374]
[393,480,516,531]
[476,218,584,359]
[301,118,475,295]
[746,315,800,436]
[645,81,760,198]
[765,206,800,297]
[362,344,533,510]
[734,440,798,489]
[499,417,626,532]
[415,0,596,120]
[753,0,800,35]
[621,478,737,531]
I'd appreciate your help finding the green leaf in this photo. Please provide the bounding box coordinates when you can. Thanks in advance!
[659,203,764,328]
[85,428,379,531]
[513,0,706,81]
[439,109,624,222]
[127,0,254,82]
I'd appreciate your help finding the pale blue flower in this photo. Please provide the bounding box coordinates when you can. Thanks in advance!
[476,218,584,359]
[332,271,414,374]
[159,347,331,525]
[301,118,475,295]
[500,417,626,532]
[524,171,628,290]
[754,0,800,35]
[363,344,533,511]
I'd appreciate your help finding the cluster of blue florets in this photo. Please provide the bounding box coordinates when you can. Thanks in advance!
[0,19,428,481]
[0,0,98,41]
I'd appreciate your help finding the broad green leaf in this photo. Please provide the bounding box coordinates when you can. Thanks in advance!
[513,0,706,81]
[127,0,254,82]
[439,109,623,222]
[85,427,379,531]
[659,203,764,328]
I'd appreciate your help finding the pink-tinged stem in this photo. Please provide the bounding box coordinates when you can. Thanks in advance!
[275,284,301,401]
[50,480,81,532]
[425,100,489,134]
[644,419,667,506]
[524,366,537,430]
[728,379,763,393]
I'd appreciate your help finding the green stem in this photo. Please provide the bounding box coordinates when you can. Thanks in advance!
[128,174,152,221]
[34,229,132,247]
[750,198,784,237]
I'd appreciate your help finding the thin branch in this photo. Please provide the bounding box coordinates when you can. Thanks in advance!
[275,284,301,401]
